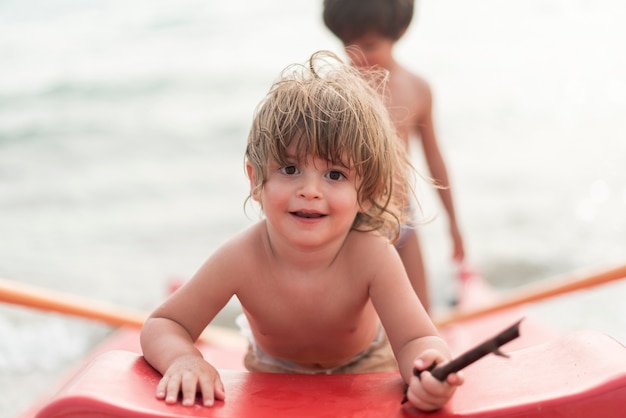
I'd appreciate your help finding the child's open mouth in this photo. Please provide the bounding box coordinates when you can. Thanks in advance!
[291,211,326,219]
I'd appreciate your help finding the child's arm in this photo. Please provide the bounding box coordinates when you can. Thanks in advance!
[141,316,225,406]
[369,241,463,410]
[417,85,465,262]
[140,241,243,407]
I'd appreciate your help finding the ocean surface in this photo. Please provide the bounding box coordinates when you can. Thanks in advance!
[2,0,625,416]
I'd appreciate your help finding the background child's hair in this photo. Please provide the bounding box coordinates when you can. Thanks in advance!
[323,0,414,44]
[245,50,415,242]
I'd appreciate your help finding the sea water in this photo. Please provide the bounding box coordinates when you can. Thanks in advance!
[2,1,626,416]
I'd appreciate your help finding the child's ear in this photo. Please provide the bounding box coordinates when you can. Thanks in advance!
[246,160,261,202]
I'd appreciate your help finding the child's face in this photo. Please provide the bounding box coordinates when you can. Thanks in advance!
[344,32,395,69]
[249,144,362,249]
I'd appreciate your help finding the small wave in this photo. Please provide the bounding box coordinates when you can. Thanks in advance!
[0,310,106,372]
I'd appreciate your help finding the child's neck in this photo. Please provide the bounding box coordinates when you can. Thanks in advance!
[262,221,348,271]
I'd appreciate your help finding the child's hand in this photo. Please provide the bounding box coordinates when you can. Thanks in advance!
[405,351,464,411]
[155,355,225,407]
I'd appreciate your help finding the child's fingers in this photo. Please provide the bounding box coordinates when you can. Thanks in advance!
[408,369,460,411]
[414,371,451,398]
[197,374,225,406]
[155,375,168,400]
[413,357,426,371]
[181,372,199,406]
[406,394,440,412]
[446,371,464,386]
[163,374,183,404]
[413,352,442,375]
[415,349,445,366]
[407,351,463,411]
[214,377,226,401]
[407,375,446,412]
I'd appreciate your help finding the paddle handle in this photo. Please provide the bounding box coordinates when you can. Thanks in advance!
[436,263,626,326]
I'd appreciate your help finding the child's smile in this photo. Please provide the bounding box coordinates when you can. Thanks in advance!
[291,210,327,220]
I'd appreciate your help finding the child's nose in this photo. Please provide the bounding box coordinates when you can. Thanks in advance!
[298,176,322,199]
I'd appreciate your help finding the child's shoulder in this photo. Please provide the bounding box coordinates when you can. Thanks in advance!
[395,64,432,95]
[225,221,264,245]
[201,222,268,281]
[345,229,396,255]
[340,230,403,275]
[213,222,265,258]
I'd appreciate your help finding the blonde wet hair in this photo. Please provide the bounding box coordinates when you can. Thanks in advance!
[245,50,414,242]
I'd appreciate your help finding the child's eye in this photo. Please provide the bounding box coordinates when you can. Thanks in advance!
[326,170,346,181]
[279,165,299,175]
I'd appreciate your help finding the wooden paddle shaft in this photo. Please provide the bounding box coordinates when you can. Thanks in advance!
[0,277,246,348]
[436,263,626,326]
[0,277,146,327]
[2,262,625,341]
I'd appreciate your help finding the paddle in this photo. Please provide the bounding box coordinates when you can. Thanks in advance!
[0,277,245,348]
[3,262,625,340]
[435,263,626,327]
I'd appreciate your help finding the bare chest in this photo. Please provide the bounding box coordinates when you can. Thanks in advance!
[237,266,371,337]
